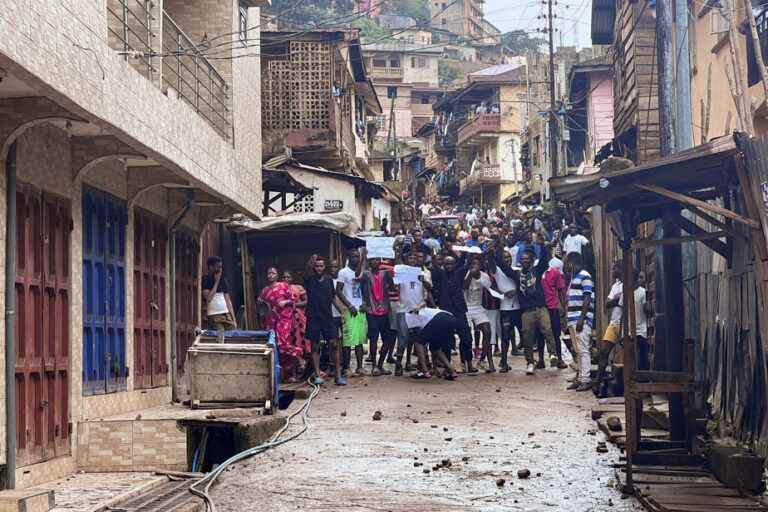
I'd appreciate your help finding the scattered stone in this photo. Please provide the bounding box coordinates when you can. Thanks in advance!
[427,411,432,414]
[532,444,541,449]
[424,448,429,452]
[135,414,142,420]
[496,388,501,393]
[441,459,452,468]
[340,411,347,417]
[414,462,422,467]
[444,437,453,442]
[372,411,383,421]
[587,429,597,436]
[517,469,531,479]
[597,442,608,454]
[462,456,470,462]
[205,414,216,420]
[496,478,506,487]
[607,416,623,432]
[608,498,614,507]
[490,436,495,440]
[536,472,542,477]
[443,427,449,432]
[406,404,411,408]
[412,418,419,424]
[430,425,438,428]
[423,469,431,474]
[528,432,535,437]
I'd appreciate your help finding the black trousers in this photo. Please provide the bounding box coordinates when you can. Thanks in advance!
[500,309,523,350]
[451,311,474,364]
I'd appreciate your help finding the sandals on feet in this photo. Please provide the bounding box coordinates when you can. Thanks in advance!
[413,371,432,380]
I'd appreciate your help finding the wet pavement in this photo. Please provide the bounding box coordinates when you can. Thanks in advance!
[211,357,644,512]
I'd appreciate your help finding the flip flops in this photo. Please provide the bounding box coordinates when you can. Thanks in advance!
[413,371,432,380]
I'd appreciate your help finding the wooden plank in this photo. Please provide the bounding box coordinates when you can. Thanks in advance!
[629,382,698,393]
[685,206,748,241]
[632,231,729,250]
[673,216,730,259]
[632,452,706,466]
[634,370,691,383]
[636,184,760,229]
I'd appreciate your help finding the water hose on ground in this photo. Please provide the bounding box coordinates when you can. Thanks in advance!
[189,380,321,512]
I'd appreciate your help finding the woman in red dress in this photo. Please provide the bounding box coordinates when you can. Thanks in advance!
[258,267,304,382]
[282,271,310,356]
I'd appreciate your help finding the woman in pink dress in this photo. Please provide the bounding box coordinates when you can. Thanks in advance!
[258,267,304,382]
[282,271,310,356]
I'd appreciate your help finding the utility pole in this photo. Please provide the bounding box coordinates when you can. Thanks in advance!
[546,0,558,182]
[655,0,686,442]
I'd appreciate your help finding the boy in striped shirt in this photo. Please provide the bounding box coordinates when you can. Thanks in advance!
[565,252,595,391]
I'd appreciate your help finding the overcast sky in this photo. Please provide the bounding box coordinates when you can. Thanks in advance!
[483,0,593,50]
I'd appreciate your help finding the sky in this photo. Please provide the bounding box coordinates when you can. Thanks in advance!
[483,0,593,50]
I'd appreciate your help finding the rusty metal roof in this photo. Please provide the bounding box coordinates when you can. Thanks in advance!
[549,135,740,215]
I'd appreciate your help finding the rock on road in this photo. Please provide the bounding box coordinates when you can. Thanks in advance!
[211,359,643,512]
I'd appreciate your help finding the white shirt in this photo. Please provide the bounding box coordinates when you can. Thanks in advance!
[607,280,623,326]
[505,245,519,267]
[337,267,363,308]
[405,307,446,329]
[332,278,341,318]
[207,293,229,316]
[620,287,648,339]
[563,234,590,255]
[464,272,491,314]
[397,266,425,313]
[492,269,520,311]
[419,204,431,216]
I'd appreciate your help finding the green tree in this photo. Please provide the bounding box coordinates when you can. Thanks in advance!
[381,0,431,24]
[438,60,463,87]
[501,30,545,54]
[266,0,354,29]
[352,17,394,42]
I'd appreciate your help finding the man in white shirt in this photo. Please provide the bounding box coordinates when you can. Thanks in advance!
[393,252,428,376]
[624,270,651,372]
[463,258,495,372]
[336,249,367,376]
[487,249,522,372]
[562,224,590,256]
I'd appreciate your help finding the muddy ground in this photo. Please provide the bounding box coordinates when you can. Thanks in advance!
[211,357,644,511]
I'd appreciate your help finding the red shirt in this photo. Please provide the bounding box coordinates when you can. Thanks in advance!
[542,267,566,310]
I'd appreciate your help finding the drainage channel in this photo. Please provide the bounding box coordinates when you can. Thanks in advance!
[106,478,200,511]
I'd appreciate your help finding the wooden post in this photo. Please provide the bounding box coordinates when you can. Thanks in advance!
[239,234,256,330]
[743,0,768,103]
[621,241,638,494]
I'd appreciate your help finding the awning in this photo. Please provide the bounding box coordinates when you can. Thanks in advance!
[550,135,739,218]
[229,211,360,237]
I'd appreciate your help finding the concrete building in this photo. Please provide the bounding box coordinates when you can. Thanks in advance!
[0,0,267,487]
[377,14,433,45]
[430,0,486,41]
[431,65,528,207]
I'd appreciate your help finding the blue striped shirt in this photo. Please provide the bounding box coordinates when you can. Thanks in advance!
[566,269,595,328]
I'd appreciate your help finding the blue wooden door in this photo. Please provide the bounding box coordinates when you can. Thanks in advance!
[82,187,127,395]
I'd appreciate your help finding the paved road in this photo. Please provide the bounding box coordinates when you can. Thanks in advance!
[211,357,643,512]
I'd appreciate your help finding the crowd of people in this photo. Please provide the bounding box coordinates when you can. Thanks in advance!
[203,201,650,398]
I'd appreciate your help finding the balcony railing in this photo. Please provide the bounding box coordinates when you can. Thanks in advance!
[459,164,503,194]
[372,66,403,78]
[457,113,501,145]
[107,0,157,81]
[162,12,231,139]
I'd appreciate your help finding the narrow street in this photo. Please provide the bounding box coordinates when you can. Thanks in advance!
[211,359,641,512]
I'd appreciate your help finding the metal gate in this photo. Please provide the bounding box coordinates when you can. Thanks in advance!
[15,187,71,467]
[82,187,127,396]
[174,231,199,375]
[133,210,168,389]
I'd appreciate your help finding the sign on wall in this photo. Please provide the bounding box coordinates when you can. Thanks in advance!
[324,199,344,210]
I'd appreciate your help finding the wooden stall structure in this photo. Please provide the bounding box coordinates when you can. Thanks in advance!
[228,212,365,331]
[551,133,768,492]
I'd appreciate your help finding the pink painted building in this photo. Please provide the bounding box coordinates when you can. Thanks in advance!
[567,57,615,168]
